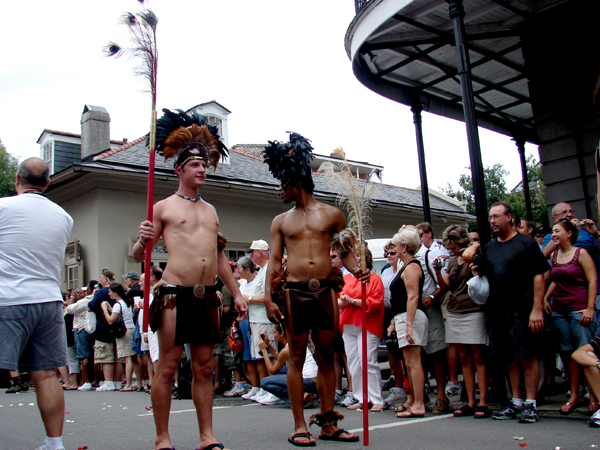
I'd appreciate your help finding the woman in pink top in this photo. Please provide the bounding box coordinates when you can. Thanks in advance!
[544,219,598,414]
[339,248,385,412]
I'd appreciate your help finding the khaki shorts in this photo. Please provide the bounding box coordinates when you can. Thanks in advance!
[94,340,116,364]
[394,309,429,349]
[116,328,136,358]
[249,322,275,360]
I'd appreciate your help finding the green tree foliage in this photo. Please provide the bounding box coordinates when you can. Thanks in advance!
[0,142,19,197]
[442,156,548,231]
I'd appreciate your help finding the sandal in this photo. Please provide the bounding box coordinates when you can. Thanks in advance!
[560,401,580,415]
[319,429,359,442]
[590,402,600,413]
[370,403,385,412]
[473,405,491,419]
[396,406,425,418]
[454,404,476,417]
[288,432,316,447]
[394,403,411,413]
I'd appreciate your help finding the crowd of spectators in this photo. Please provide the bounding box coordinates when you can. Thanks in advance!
[7,199,600,430]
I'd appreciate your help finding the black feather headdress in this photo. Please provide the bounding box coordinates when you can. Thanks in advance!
[153,108,228,171]
[263,132,314,188]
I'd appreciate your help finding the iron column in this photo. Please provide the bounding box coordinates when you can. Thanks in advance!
[412,95,432,224]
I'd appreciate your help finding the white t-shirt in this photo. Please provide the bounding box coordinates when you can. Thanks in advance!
[303,350,318,379]
[112,299,135,329]
[248,265,270,324]
[380,266,397,309]
[415,243,447,298]
[0,193,73,306]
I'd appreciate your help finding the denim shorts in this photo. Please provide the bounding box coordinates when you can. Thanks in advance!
[75,328,94,359]
[0,301,67,372]
[552,309,596,352]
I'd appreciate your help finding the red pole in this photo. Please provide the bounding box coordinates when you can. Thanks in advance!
[142,110,157,333]
[360,240,369,446]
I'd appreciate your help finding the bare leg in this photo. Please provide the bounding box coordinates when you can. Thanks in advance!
[584,365,600,401]
[123,356,134,389]
[256,359,269,381]
[102,363,114,382]
[114,362,124,384]
[507,359,524,400]
[246,360,259,388]
[57,366,69,386]
[334,350,343,391]
[30,369,64,438]
[213,354,221,389]
[446,344,460,385]
[342,352,352,391]
[80,359,90,384]
[456,344,476,408]
[521,356,540,400]
[132,355,144,388]
[400,346,425,415]
[472,344,488,409]
[151,307,183,450]
[190,343,220,450]
[431,350,449,402]
[560,351,581,409]
[286,327,312,444]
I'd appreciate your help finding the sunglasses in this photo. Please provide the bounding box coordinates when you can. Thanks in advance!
[387,251,397,256]
[330,255,339,259]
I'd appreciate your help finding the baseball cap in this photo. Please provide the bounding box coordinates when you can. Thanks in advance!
[122,271,140,281]
[245,239,269,252]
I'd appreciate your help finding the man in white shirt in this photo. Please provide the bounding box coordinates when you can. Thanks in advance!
[0,158,73,450]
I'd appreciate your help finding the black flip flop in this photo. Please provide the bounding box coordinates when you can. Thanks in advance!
[288,432,316,447]
[474,405,491,419]
[197,444,225,450]
[454,404,476,417]
[319,429,359,442]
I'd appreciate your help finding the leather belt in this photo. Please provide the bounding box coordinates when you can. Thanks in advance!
[161,284,218,298]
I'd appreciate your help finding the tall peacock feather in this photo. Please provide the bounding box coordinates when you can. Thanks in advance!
[318,148,380,447]
[104,1,158,333]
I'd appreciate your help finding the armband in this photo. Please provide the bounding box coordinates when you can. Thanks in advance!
[217,232,228,252]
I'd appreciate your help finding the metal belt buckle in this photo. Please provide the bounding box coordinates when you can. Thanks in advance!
[193,283,206,298]
[308,278,320,292]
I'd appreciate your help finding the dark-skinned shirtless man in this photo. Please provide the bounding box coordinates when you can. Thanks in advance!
[262,133,367,447]
[133,109,247,450]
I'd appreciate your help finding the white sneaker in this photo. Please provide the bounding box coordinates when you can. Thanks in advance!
[77,382,93,391]
[259,392,285,405]
[34,445,65,450]
[445,380,462,397]
[114,381,123,390]
[97,381,116,391]
[252,388,271,403]
[384,387,407,406]
[223,386,245,397]
[341,391,358,407]
[241,387,260,400]
[589,409,600,427]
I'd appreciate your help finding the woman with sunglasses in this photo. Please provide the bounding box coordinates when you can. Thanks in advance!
[544,219,598,414]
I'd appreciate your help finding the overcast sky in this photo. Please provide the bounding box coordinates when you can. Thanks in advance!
[0,0,537,193]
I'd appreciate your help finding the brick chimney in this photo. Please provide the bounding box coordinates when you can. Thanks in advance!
[80,105,110,158]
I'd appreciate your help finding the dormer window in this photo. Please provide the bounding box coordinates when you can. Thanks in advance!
[42,141,54,174]
[205,114,223,136]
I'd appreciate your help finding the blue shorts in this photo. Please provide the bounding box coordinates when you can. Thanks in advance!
[552,309,596,352]
[0,301,67,372]
[240,318,252,361]
[75,328,94,359]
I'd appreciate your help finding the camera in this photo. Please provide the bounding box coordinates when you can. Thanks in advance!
[434,256,449,268]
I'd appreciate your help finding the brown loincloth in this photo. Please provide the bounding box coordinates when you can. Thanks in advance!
[272,269,344,335]
[149,281,221,346]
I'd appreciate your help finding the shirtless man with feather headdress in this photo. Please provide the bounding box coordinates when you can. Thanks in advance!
[263,133,368,447]
[133,109,247,450]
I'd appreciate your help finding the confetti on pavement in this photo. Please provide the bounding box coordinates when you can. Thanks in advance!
[28,403,34,406]
[519,445,527,448]
[18,403,23,406]
[66,419,74,423]
[513,437,525,441]
[77,446,88,449]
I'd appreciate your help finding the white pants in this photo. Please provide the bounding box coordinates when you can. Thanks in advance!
[342,324,383,405]
[148,331,159,363]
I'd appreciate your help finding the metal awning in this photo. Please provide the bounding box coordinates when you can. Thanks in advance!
[346,0,568,143]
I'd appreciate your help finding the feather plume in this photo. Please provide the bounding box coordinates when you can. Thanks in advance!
[318,148,380,245]
[262,132,314,188]
[104,6,159,107]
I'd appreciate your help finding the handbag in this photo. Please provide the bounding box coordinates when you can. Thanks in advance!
[228,321,244,352]
[467,275,489,305]
[84,310,96,334]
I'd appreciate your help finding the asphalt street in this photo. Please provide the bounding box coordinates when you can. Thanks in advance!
[2,389,600,450]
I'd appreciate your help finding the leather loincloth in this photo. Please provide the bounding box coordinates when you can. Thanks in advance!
[272,269,344,335]
[149,280,221,346]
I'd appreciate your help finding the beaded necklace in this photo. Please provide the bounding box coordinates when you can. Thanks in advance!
[175,191,202,202]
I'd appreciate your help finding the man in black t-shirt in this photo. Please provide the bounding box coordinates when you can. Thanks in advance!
[477,202,549,424]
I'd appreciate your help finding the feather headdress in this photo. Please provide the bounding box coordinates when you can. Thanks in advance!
[154,108,228,170]
[262,132,314,188]
[318,147,381,247]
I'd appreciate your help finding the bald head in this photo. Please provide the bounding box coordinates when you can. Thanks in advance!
[552,202,575,222]
[16,157,50,192]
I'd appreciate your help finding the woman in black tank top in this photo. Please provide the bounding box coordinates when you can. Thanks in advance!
[388,227,427,418]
